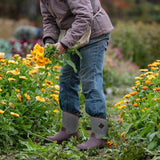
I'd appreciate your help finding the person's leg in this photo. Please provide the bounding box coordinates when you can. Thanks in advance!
[77,33,110,149]
[59,53,82,117]
[46,53,81,143]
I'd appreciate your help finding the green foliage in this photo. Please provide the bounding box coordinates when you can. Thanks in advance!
[102,0,160,23]
[111,22,160,68]
[115,60,160,153]
[44,43,82,73]
[103,45,139,89]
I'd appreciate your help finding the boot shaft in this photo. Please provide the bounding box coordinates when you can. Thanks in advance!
[62,111,79,134]
[90,116,108,139]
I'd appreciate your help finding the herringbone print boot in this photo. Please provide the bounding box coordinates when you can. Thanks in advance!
[77,116,108,150]
[46,111,79,144]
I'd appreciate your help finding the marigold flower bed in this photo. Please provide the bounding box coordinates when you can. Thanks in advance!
[115,60,160,152]
[0,45,61,152]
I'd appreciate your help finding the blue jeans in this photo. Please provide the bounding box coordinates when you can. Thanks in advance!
[59,33,110,118]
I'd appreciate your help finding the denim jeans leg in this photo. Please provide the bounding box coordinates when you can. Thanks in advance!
[59,53,82,116]
[79,34,110,118]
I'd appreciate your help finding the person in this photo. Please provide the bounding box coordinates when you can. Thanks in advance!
[40,0,114,150]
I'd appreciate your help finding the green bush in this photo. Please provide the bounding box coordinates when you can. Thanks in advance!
[103,45,139,89]
[111,22,160,68]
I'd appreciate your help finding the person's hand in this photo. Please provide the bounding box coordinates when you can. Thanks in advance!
[54,42,66,58]
[44,43,52,49]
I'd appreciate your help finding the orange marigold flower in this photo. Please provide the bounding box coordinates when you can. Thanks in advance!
[155,87,160,91]
[114,143,118,147]
[133,103,138,107]
[0,56,4,59]
[130,91,137,96]
[145,80,151,85]
[0,74,3,77]
[53,66,61,71]
[41,88,45,92]
[142,86,148,90]
[148,64,154,67]
[153,98,157,102]
[137,88,140,92]
[17,94,22,102]
[107,141,113,146]
[120,112,123,118]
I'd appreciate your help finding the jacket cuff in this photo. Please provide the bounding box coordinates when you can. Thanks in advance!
[60,42,68,50]
[43,37,56,45]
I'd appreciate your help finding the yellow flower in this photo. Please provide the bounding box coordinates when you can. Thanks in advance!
[8,60,18,65]
[53,109,59,113]
[0,88,2,92]
[135,77,142,80]
[151,67,159,71]
[8,78,16,81]
[0,101,7,105]
[50,94,59,101]
[147,75,155,80]
[114,101,124,107]
[48,72,51,76]
[19,76,27,80]
[29,68,39,76]
[155,73,159,77]
[124,100,130,103]
[139,69,148,72]
[24,93,31,101]
[45,79,53,85]
[45,98,50,104]
[0,109,4,114]
[136,98,140,101]
[36,96,45,102]
[11,112,19,117]
[117,105,126,110]
[7,68,20,75]
[123,94,131,99]
[15,89,20,93]
[135,81,141,85]
[54,85,60,91]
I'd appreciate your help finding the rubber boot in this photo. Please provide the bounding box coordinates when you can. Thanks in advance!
[77,116,108,150]
[46,111,79,144]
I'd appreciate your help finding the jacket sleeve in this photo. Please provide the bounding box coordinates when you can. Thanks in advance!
[61,0,93,49]
[40,0,60,43]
